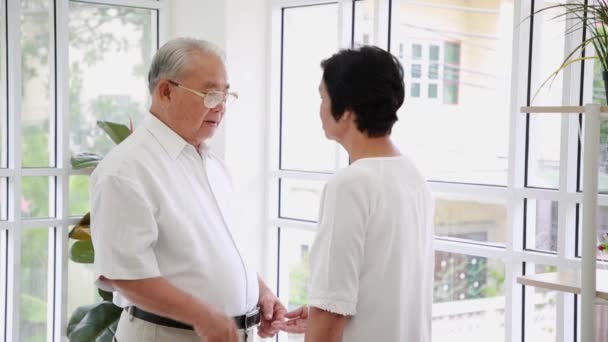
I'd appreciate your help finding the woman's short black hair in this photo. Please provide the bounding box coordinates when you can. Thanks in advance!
[321,46,404,137]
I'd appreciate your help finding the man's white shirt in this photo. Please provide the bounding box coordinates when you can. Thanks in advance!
[90,113,259,316]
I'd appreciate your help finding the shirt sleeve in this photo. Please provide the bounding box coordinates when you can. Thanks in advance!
[308,177,369,316]
[90,175,161,291]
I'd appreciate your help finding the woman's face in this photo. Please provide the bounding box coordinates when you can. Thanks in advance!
[319,80,343,141]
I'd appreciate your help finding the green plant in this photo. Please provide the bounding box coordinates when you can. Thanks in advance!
[67,120,131,342]
[531,1,608,100]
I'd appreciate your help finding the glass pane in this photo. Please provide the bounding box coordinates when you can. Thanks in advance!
[353,0,375,47]
[69,175,89,217]
[411,83,421,98]
[525,199,558,253]
[578,204,608,259]
[395,0,513,185]
[444,84,458,105]
[433,251,505,341]
[524,264,557,341]
[279,178,326,222]
[591,57,607,106]
[69,2,157,157]
[68,238,101,318]
[21,176,53,219]
[434,193,507,245]
[411,64,421,78]
[526,3,568,189]
[428,84,438,98]
[429,45,439,61]
[281,4,339,172]
[278,228,315,342]
[595,303,608,342]
[20,227,49,342]
[528,113,561,189]
[0,0,6,169]
[21,0,53,167]
[1,177,6,220]
[0,230,6,339]
[429,64,439,79]
[595,117,608,192]
[412,44,422,59]
[575,295,608,342]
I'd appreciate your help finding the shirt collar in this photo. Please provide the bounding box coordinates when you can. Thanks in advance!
[143,113,190,160]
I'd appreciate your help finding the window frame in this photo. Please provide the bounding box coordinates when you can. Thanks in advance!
[268,1,607,341]
[0,1,167,340]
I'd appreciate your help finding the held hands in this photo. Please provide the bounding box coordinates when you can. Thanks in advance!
[257,287,288,338]
[272,305,308,334]
[194,308,239,342]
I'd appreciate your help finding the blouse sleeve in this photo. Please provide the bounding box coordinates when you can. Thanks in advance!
[308,176,369,316]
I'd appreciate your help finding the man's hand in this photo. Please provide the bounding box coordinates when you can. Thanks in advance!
[194,308,238,342]
[273,305,308,334]
[257,277,287,338]
[108,277,238,342]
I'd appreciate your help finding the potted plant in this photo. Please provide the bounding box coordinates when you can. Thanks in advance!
[66,120,131,342]
[532,1,608,102]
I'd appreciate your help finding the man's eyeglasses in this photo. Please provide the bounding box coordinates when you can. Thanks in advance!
[168,80,238,108]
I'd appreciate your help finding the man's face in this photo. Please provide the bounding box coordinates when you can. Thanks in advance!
[166,52,229,146]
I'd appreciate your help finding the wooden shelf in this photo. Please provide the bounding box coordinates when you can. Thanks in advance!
[520,105,608,113]
[517,270,608,301]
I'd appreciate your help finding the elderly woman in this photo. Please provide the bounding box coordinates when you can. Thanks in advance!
[276,46,434,342]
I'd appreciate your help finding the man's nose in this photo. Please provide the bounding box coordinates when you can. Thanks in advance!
[210,100,226,113]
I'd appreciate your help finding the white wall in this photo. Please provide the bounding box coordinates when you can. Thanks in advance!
[169,0,228,158]
[168,0,270,279]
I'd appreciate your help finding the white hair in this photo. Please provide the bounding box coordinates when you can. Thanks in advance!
[147,37,225,94]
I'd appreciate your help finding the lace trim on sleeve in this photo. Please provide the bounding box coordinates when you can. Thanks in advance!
[309,291,357,316]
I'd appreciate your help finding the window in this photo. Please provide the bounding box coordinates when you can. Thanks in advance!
[443,42,460,105]
[0,1,163,340]
[280,3,339,173]
[411,82,421,98]
[403,41,459,102]
[433,252,505,341]
[271,1,608,341]
[428,83,438,98]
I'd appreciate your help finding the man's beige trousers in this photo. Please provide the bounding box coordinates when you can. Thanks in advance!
[113,309,256,342]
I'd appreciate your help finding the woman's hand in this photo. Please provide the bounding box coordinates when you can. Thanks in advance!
[272,305,309,334]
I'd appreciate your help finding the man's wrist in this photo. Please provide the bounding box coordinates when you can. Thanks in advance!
[187,299,213,329]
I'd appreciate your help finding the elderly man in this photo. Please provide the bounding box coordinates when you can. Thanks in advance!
[90,38,284,342]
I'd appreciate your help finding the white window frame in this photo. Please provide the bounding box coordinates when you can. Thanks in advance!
[268,1,608,341]
[0,1,167,340]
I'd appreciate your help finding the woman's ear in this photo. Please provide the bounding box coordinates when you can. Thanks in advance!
[341,109,355,122]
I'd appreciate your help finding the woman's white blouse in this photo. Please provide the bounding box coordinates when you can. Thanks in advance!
[309,156,434,342]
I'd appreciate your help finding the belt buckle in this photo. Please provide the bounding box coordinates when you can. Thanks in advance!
[244,307,260,329]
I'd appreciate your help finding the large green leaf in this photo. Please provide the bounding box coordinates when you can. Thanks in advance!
[98,288,113,302]
[68,302,122,341]
[69,213,91,241]
[95,319,119,342]
[67,303,97,336]
[77,212,91,228]
[71,152,103,170]
[97,121,131,145]
[70,240,94,264]
[69,226,91,241]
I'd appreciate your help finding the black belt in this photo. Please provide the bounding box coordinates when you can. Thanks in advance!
[126,306,261,330]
